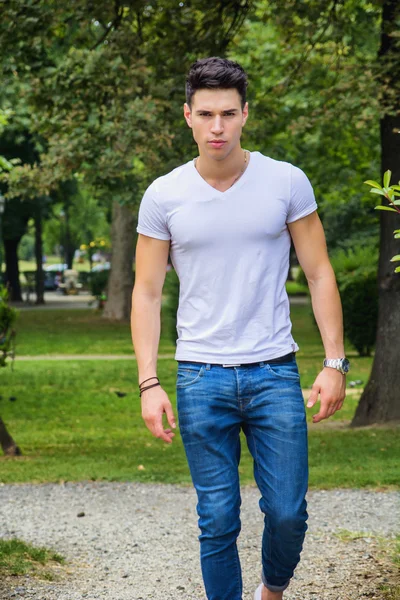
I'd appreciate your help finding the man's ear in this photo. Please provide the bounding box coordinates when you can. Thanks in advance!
[183,102,192,128]
[242,101,249,127]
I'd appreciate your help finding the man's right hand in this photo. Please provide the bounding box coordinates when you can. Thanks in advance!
[141,385,176,444]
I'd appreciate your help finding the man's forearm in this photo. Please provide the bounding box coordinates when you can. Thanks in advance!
[131,290,162,383]
[308,267,345,358]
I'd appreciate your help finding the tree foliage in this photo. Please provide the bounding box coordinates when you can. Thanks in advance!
[0,0,252,203]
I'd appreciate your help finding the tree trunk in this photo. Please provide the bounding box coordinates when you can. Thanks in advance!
[34,207,45,305]
[103,201,134,321]
[0,416,21,456]
[352,0,400,426]
[4,237,23,302]
[64,208,75,269]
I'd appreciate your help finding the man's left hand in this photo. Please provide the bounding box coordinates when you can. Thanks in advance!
[307,368,346,423]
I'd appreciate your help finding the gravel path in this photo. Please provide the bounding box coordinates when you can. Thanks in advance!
[0,483,398,600]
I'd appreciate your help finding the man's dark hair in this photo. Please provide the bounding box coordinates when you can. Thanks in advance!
[185,57,248,109]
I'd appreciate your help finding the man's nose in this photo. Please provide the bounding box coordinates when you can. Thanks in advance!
[211,116,223,134]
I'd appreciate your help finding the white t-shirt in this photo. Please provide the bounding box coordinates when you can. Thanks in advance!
[136,150,318,364]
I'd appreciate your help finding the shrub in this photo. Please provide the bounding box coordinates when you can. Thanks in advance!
[78,271,91,288]
[338,265,378,356]
[89,270,109,309]
[295,245,378,357]
[0,286,17,367]
[295,265,308,289]
[330,246,378,356]
[162,268,180,345]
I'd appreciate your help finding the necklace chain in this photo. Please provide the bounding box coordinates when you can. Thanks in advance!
[231,149,248,187]
[195,150,248,190]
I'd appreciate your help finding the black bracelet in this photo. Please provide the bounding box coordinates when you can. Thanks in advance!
[139,382,161,397]
[139,376,159,389]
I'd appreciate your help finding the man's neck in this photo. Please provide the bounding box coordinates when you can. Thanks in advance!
[195,145,247,187]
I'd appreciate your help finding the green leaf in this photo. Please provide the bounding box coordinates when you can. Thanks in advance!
[390,255,400,262]
[374,205,397,212]
[393,229,400,234]
[364,180,382,190]
[392,200,400,205]
[392,185,400,191]
[383,170,391,188]
[395,233,400,239]
[370,188,385,196]
[0,156,13,171]
[395,266,400,273]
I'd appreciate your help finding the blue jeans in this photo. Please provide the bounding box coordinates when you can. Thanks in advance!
[176,355,308,600]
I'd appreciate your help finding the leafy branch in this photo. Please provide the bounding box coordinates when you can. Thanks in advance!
[365,170,400,273]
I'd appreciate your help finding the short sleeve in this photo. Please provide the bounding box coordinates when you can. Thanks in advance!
[286,165,318,224]
[136,185,171,241]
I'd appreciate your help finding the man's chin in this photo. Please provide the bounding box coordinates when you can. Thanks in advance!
[204,145,232,161]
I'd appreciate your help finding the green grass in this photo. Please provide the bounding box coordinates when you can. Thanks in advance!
[15,304,370,388]
[19,255,92,273]
[1,302,396,488]
[285,280,309,295]
[14,309,175,356]
[0,538,64,579]
[0,360,398,488]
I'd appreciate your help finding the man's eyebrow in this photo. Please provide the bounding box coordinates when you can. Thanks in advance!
[195,108,239,114]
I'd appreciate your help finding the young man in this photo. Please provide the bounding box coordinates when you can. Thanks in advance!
[131,57,349,600]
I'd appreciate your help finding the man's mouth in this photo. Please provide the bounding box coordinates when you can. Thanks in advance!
[209,140,226,148]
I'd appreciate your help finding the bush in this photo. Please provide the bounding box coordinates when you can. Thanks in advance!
[338,266,378,356]
[78,271,90,288]
[162,268,180,345]
[0,286,17,366]
[295,266,309,290]
[18,233,35,261]
[89,270,109,309]
[295,245,378,356]
[330,246,378,356]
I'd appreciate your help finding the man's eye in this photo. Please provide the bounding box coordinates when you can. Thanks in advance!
[224,112,235,116]
[199,112,211,116]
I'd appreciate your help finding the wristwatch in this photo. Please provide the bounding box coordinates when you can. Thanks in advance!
[323,357,350,375]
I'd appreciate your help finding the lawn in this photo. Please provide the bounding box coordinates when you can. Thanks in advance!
[19,256,92,273]
[0,359,398,488]
[13,305,373,399]
[1,302,397,489]
[14,309,175,356]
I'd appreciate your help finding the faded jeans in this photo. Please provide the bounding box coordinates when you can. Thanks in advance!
[176,354,308,600]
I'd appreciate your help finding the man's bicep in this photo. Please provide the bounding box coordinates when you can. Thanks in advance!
[287,211,332,283]
[134,234,171,298]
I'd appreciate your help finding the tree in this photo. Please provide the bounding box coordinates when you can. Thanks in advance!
[0,0,252,320]
[0,286,20,456]
[233,0,398,423]
[0,130,39,301]
[352,0,400,425]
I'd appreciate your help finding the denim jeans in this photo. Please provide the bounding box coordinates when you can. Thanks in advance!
[176,355,308,600]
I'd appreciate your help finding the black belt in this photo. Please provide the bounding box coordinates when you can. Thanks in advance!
[179,351,295,368]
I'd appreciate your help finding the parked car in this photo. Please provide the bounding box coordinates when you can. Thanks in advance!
[43,263,68,272]
[91,262,110,272]
[42,263,67,291]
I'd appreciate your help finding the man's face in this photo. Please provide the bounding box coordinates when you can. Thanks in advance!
[183,88,248,161]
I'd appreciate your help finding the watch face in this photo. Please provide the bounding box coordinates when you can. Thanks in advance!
[342,358,350,373]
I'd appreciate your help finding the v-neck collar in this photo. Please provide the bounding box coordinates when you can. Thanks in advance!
[190,149,254,197]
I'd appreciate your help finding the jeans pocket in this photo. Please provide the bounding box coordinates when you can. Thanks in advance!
[266,361,300,382]
[176,364,205,388]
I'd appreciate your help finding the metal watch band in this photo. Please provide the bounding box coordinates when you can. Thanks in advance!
[323,357,350,374]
